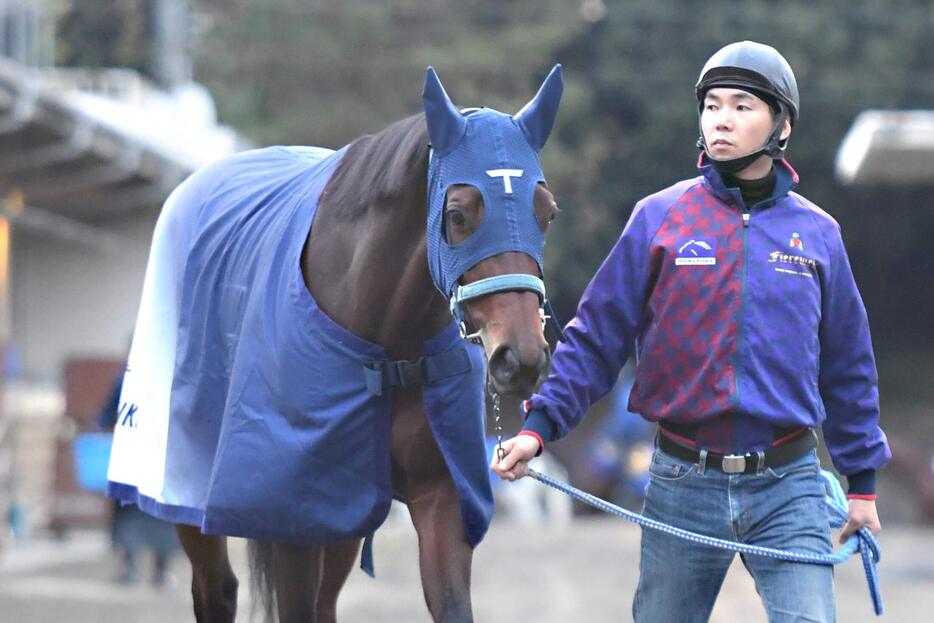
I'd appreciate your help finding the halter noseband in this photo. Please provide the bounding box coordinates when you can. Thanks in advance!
[449,274,565,343]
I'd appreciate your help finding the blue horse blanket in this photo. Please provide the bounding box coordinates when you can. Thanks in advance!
[107,146,493,547]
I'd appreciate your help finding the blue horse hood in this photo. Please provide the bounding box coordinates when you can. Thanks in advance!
[426,109,548,297]
[421,64,563,298]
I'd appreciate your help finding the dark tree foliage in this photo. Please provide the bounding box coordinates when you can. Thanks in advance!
[192,0,584,147]
[188,1,934,402]
[56,0,155,77]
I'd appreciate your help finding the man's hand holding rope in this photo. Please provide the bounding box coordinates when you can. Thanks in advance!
[841,499,881,544]
[490,435,541,481]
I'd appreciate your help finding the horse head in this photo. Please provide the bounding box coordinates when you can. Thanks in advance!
[423,65,564,397]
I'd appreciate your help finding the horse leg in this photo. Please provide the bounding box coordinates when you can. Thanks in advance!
[274,542,326,623]
[176,524,238,623]
[408,481,475,622]
[391,387,474,622]
[316,540,363,623]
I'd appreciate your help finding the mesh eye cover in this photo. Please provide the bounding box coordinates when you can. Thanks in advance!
[426,109,546,297]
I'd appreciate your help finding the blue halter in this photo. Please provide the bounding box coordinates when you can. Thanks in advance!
[422,65,566,341]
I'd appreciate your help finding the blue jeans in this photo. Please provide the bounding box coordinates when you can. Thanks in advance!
[633,447,835,623]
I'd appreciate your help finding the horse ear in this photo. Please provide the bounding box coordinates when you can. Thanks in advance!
[422,66,467,156]
[513,64,564,151]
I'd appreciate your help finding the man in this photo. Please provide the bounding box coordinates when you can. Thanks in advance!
[492,41,890,622]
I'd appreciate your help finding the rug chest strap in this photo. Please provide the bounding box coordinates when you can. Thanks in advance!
[363,346,473,396]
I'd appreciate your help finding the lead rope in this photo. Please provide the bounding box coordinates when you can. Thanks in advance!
[520,467,883,615]
[482,311,879,614]
[487,390,883,615]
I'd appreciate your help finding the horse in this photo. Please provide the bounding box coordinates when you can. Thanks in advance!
[105,64,564,623]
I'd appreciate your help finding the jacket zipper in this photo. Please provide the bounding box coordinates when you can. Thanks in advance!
[734,208,750,408]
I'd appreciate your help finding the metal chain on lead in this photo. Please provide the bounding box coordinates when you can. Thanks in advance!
[488,305,543,463]
[488,381,505,461]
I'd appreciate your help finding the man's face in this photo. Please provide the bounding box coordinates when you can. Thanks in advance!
[701,87,789,160]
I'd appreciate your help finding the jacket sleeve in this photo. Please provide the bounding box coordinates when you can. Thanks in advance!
[523,201,655,442]
[817,221,891,493]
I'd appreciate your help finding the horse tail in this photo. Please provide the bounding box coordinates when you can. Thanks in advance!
[247,539,277,623]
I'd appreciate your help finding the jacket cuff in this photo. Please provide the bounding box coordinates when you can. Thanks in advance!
[846,469,876,496]
[522,407,558,444]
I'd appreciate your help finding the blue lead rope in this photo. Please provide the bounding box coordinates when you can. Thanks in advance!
[528,467,883,615]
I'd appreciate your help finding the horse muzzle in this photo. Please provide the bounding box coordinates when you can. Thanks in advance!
[488,342,550,397]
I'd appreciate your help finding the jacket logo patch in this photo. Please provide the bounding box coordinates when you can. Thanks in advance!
[769,250,816,278]
[675,238,716,265]
[790,232,804,250]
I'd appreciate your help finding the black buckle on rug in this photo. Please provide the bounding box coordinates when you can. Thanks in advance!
[388,358,426,388]
[363,357,426,395]
[363,347,474,397]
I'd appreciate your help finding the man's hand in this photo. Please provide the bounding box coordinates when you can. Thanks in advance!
[490,435,542,481]
[839,499,881,544]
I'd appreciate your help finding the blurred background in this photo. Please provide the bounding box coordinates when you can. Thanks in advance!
[0,0,931,621]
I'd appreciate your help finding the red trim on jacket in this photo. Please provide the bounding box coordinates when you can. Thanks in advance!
[771,427,807,447]
[658,427,698,448]
[777,158,800,184]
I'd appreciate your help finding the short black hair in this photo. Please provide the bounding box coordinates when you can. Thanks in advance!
[702,85,780,117]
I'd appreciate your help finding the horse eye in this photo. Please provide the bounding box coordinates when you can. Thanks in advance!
[447,209,467,228]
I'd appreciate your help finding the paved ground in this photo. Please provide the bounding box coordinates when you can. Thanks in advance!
[2,515,933,622]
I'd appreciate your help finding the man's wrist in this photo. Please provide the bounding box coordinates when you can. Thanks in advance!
[517,430,545,456]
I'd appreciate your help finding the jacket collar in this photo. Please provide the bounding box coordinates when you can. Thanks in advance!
[697,152,799,208]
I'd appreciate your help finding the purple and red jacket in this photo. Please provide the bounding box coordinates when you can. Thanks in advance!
[523,157,890,495]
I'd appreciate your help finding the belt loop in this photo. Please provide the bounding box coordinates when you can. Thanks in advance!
[756,450,766,475]
[697,449,707,475]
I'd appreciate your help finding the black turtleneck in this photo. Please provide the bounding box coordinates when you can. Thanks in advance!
[722,166,777,210]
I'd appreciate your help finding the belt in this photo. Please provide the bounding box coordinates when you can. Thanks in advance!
[656,427,817,474]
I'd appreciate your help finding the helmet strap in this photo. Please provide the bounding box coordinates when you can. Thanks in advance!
[762,105,790,158]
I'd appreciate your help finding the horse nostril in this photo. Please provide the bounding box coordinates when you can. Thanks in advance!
[489,346,520,385]
[489,344,550,395]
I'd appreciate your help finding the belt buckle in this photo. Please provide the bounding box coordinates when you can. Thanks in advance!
[721,454,746,473]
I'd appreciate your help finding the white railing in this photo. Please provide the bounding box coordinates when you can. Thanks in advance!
[0,0,54,68]
[34,67,158,107]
